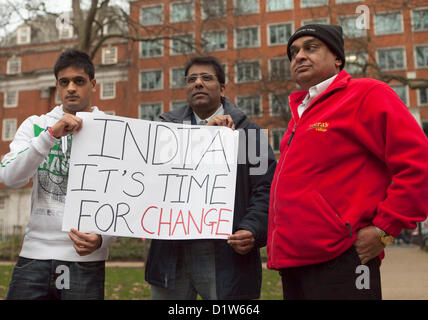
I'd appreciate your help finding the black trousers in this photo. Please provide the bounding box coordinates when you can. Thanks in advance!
[280,245,382,300]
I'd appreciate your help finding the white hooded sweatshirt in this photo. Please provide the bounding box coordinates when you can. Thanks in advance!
[0,106,114,261]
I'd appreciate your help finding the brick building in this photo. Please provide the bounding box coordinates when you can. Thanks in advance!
[0,0,427,237]
[127,0,428,152]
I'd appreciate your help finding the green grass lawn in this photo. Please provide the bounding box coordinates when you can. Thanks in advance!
[0,264,282,300]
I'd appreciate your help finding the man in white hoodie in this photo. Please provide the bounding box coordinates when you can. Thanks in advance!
[0,49,114,299]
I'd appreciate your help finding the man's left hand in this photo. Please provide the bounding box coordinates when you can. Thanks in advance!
[206,115,235,130]
[354,226,384,264]
[69,228,102,256]
[227,230,255,255]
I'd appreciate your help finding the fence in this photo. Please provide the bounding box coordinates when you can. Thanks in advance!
[0,229,150,262]
[0,225,23,261]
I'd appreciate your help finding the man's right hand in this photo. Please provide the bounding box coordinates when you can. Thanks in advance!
[51,114,83,138]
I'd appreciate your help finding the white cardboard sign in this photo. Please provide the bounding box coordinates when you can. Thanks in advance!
[62,113,239,240]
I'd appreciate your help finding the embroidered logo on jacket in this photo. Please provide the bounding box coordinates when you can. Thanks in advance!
[307,122,329,132]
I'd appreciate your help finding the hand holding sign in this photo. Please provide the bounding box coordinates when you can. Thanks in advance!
[69,228,102,256]
[227,230,255,255]
[62,113,239,240]
[207,115,235,130]
[52,114,83,138]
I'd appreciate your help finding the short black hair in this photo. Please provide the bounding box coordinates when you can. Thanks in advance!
[54,49,95,80]
[184,56,225,85]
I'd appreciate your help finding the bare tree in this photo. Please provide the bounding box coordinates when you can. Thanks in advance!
[0,0,206,59]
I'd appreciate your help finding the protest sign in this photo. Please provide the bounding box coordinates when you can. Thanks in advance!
[62,113,239,240]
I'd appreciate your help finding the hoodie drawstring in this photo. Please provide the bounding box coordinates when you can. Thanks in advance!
[61,135,68,155]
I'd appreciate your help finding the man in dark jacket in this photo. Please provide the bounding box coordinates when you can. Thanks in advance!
[145,56,277,299]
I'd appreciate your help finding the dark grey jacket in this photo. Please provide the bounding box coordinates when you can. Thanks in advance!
[145,98,277,299]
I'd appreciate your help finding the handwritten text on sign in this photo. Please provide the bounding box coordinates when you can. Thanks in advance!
[62,113,239,239]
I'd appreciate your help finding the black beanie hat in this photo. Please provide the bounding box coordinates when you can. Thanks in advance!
[287,24,345,70]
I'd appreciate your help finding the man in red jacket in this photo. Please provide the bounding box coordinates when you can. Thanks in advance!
[267,24,428,299]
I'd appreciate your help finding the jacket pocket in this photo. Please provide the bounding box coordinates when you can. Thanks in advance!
[270,175,352,265]
[313,189,349,233]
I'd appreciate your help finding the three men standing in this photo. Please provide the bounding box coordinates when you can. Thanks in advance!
[2,25,428,301]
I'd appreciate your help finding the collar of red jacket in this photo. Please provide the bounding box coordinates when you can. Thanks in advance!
[289,70,352,120]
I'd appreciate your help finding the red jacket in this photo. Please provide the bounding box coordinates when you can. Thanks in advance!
[267,70,428,269]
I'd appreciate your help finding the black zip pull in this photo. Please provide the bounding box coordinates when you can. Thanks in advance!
[345,222,352,237]
[287,124,297,146]
[287,131,295,146]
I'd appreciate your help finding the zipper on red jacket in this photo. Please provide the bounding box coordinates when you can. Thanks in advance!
[287,123,297,146]
[346,222,352,237]
[270,117,299,266]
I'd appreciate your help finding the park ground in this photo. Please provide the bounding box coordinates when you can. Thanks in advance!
[381,244,428,299]
[0,244,426,300]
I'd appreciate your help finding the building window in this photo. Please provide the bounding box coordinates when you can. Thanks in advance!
[415,45,428,68]
[268,23,293,46]
[170,1,194,23]
[423,121,428,137]
[139,103,162,121]
[202,0,226,19]
[140,70,163,91]
[374,12,403,35]
[101,82,116,100]
[7,57,21,74]
[390,85,408,106]
[140,39,163,58]
[270,93,289,116]
[338,16,366,38]
[336,0,362,3]
[2,119,17,141]
[301,0,328,8]
[345,52,368,74]
[17,25,31,44]
[269,58,291,80]
[235,61,261,83]
[171,67,186,88]
[58,23,73,39]
[412,9,428,31]
[140,5,163,26]
[202,30,227,52]
[171,34,194,55]
[235,26,259,48]
[377,48,405,71]
[234,0,259,15]
[302,18,329,25]
[102,47,117,64]
[4,91,18,108]
[100,18,110,36]
[267,0,293,11]
[418,87,428,106]
[222,63,228,84]
[271,128,286,153]
[236,95,261,117]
